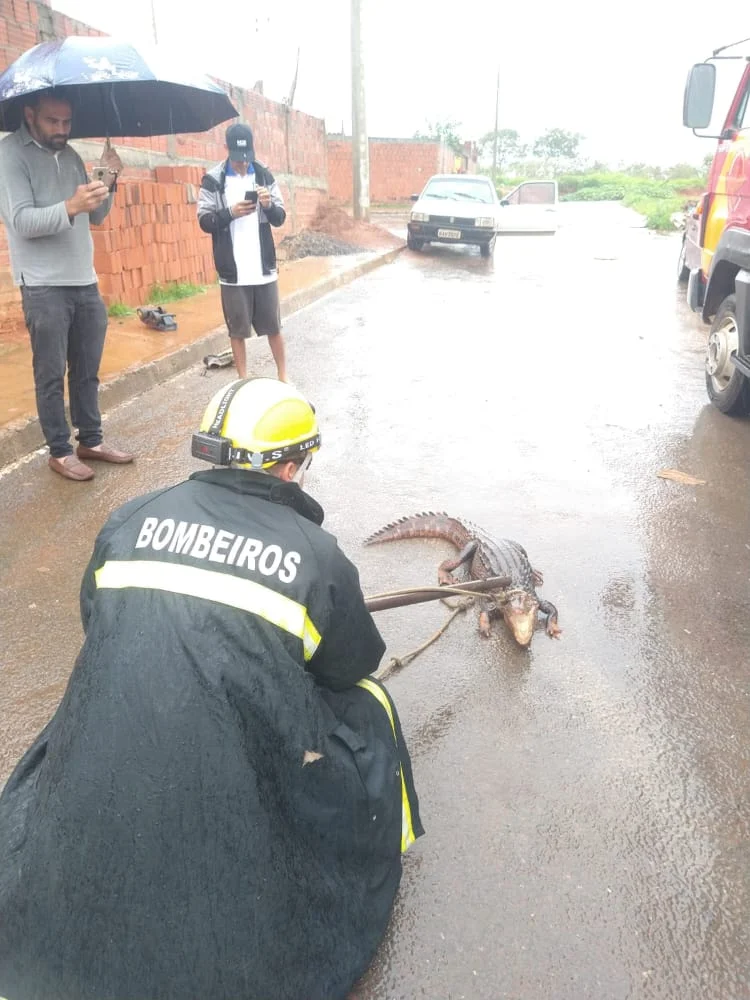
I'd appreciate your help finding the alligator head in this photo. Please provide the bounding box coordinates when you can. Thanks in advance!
[501,589,540,646]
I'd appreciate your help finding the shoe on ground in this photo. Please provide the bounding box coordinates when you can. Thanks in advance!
[77,444,134,464]
[48,454,94,481]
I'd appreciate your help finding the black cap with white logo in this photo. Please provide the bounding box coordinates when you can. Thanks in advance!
[225,123,255,162]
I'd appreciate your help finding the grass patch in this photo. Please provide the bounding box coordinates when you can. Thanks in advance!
[562,184,626,201]
[107,301,134,318]
[147,281,206,304]
[623,194,685,231]
[618,187,680,230]
[550,171,704,231]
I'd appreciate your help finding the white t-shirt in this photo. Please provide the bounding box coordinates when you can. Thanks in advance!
[222,168,277,287]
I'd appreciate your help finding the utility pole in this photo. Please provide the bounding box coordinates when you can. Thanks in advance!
[152,0,177,157]
[286,46,300,108]
[491,68,499,185]
[351,0,370,221]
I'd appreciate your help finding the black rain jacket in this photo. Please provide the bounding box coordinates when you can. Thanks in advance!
[0,470,423,1000]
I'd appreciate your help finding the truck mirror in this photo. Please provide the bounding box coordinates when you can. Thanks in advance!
[683,62,716,130]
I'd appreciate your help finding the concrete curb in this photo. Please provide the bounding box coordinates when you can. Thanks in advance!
[0,245,404,469]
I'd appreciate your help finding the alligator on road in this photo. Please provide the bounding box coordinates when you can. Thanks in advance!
[364,512,561,647]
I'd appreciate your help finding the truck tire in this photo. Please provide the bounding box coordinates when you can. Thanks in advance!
[705,294,750,415]
[407,235,424,251]
[677,235,690,284]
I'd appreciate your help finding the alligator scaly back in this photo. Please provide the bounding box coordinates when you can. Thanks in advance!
[363,512,472,550]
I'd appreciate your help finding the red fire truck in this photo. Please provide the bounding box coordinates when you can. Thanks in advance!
[682,39,750,415]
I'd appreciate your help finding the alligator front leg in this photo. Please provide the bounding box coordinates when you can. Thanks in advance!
[438,540,478,586]
[478,600,501,638]
[478,610,492,637]
[539,599,561,638]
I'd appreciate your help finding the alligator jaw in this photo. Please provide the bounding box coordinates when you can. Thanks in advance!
[502,591,539,647]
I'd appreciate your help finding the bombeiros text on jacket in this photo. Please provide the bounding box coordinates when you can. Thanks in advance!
[135,517,301,583]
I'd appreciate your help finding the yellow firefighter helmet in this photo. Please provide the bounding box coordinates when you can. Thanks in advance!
[193,378,321,470]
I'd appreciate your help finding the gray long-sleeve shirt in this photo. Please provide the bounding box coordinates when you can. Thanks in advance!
[0,123,112,287]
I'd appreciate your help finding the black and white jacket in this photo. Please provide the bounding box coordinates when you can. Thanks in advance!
[197,160,286,283]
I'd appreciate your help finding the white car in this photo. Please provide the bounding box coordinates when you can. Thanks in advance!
[407,174,501,257]
[496,180,559,234]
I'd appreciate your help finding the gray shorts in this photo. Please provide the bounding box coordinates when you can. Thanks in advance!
[220,281,281,339]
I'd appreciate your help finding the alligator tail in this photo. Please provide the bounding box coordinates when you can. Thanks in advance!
[363,511,470,549]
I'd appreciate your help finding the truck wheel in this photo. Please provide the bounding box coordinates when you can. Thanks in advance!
[677,235,690,284]
[705,294,750,415]
[407,235,424,251]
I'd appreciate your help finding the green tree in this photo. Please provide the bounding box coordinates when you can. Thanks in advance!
[414,119,464,154]
[478,128,526,171]
[532,128,583,174]
[622,163,664,179]
[503,157,545,180]
[666,162,702,179]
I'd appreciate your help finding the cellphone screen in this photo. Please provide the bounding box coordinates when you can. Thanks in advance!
[246,190,258,204]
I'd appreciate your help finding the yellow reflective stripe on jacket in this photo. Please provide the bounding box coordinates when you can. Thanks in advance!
[356,677,417,854]
[95,560,321,661]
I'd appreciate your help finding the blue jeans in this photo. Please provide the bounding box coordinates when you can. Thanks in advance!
[21,284,107,458]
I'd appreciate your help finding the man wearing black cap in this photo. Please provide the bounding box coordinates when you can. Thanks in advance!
[198,123,288,381]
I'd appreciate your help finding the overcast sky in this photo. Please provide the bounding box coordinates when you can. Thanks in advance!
[53,0,747,167]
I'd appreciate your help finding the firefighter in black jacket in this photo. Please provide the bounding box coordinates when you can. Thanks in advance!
[0,377,423,1000]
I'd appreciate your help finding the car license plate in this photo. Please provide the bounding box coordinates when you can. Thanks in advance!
[437,228,461,239]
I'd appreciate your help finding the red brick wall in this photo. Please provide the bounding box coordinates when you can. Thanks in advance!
[0,0,328,324]
[162,87,329,183]
[371,140,443,202]
[327,139,352,202]
[327,137,478,204]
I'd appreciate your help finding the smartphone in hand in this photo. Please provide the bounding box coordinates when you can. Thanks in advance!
[245,190,258,205]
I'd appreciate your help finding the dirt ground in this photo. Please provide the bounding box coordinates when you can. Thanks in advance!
[278,204,405,261]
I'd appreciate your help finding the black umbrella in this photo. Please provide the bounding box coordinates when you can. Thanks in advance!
[0,35,238,138]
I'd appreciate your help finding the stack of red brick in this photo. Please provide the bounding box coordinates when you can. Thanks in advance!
[92,166,215,307]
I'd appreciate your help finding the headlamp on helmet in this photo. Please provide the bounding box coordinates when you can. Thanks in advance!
[192,378,321,470]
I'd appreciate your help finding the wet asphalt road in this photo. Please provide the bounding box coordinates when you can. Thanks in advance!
[2,203,750,999]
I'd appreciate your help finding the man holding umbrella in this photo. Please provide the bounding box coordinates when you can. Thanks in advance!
[0,34,238,481]
[0,88,135,481]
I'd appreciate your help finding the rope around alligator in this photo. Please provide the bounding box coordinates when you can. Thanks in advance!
[363,575,511,679]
